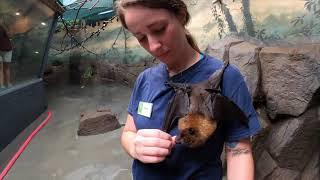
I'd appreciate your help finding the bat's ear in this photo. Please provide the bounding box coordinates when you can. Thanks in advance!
[213,94,249,127]
[205,88,221,94]
[208,68,224,89]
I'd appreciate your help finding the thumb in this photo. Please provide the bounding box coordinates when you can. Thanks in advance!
[171,136,177,146]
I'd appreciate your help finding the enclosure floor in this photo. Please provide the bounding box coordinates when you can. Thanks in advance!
[4,83,133,180]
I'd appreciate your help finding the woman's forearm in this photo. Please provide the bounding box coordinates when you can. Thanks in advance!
[121,130,137,159]
[226,138,254,180]
[121,114,138,158]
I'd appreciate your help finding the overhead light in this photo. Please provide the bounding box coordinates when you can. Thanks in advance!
[34,51,39,54]
[15,12,20,16]
[98,10,114,15]
[41,22,46,26]
[62,0,78,6]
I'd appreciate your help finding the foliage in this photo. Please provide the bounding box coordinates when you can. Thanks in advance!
[289,19,320,37]
[254,14,291,41]
[304,0,320,16]
[255,28,266,41]
[291,0,320,37]
[82,66,94,80]
[206,0,320,42]
[209,0,254,38]
[291,15,306,26]
[211,3,226,39]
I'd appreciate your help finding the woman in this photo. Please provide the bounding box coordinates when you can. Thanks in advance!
[0,24,13,89]
[116,0,261,179]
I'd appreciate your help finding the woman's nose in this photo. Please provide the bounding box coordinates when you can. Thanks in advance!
[148,36,162,53]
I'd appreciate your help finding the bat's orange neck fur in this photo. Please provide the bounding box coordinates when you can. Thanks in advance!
[178,113,217,147]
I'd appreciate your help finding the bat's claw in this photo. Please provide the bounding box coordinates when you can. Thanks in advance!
[174,135,182,144]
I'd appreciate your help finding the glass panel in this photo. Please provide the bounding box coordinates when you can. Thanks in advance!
[0,0,55,91]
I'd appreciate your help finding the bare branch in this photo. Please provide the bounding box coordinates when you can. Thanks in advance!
[89,0,100,10]
[51,1,124,58]
[73,0,88,28]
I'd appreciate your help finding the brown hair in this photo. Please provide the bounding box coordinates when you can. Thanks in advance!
[115,0,200,52]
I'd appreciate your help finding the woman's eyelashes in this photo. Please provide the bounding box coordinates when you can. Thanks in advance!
[138,36,146,42]
[152,25,166,35]
[136,25,167,42]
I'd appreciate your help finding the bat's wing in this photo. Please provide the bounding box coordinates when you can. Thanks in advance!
[162,91,189,133]
[212,93,249,127]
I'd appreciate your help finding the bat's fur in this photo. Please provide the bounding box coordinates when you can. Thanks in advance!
[163,41,249,148]
[177,113,217,148]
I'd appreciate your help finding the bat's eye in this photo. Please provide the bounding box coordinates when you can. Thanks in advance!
[186,88,192,95]
[188,128,196,135]
[205,89,221,94]
[205,89,212,93]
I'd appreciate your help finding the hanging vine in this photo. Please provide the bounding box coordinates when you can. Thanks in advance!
[211,1,226,39]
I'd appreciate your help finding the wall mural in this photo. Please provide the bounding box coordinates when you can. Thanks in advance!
[187,0,320,48]
[49,0,320,65]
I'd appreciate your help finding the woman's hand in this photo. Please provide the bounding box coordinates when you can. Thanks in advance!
[132,129,175,163]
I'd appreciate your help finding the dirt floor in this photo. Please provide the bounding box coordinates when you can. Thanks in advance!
[5,83,133,180]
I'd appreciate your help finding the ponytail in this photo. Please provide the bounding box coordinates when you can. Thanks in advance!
[185,30,201,53]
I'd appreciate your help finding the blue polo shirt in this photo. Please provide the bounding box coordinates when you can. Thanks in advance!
[127,54,261,180]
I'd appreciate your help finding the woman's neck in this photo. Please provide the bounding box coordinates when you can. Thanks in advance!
[167,46,201,77]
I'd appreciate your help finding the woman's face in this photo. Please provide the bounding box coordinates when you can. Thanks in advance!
[123,5,188,65]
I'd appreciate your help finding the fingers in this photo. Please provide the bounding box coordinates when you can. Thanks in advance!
[138,155,166,164]
[137,129,172,140]
[135,136,172,149]
[172,136,177,146]
[133,129,175,163]
[135,146,170,157]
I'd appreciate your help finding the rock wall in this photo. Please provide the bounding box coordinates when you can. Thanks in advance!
[206,36,320,180]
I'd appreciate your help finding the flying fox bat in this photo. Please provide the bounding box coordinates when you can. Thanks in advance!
[162,41,249,148]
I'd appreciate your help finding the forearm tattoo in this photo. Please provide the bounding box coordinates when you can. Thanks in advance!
[226,141,251,157]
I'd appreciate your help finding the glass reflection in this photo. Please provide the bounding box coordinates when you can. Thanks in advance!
[0,0,55,91]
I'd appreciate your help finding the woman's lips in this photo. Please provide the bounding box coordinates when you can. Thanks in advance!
[156,50,170,59]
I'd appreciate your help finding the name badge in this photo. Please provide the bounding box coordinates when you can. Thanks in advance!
[137,101,153,118]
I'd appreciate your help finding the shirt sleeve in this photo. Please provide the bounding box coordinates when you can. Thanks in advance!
[127,73,144,116]
[223,71,261,142]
